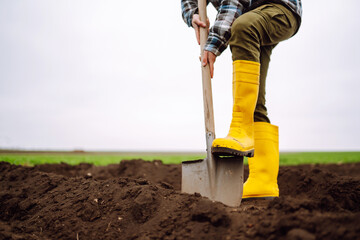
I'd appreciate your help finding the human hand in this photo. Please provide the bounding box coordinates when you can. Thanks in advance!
[192,14,210,45]
[201,50,216,78]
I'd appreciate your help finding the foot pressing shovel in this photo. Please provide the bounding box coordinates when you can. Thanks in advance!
[181,0,244,207]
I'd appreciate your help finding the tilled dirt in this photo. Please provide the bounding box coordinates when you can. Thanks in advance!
[0,160,359,240]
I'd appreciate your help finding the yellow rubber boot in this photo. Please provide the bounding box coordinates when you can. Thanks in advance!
[242,122,279,199]
[212,60,260,157]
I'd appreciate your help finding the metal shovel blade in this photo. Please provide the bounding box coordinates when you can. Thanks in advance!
[182,159,211,197]
[213,155,244,207]
[182,155,244,207]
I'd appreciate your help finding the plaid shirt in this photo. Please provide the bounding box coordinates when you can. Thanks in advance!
[181,0,302,56]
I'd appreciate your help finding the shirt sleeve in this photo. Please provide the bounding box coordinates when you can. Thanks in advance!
[205,0,243,56]
[181,0,199,27]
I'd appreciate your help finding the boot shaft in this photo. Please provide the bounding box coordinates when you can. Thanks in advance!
[229,60,260,132]
[249,122,279,182]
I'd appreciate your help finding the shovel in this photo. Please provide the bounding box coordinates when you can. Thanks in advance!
[181,0,244,207]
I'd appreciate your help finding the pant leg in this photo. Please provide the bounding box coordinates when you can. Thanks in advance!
[254,44,277,123]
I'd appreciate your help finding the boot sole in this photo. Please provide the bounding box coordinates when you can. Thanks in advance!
[211,147,254,158]
[242,196,277,201]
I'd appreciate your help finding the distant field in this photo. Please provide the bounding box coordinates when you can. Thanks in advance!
[0,151,359,166]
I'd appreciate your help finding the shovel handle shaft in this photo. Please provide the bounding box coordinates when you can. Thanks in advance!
[198,0,216,193]
[198,0,215,136]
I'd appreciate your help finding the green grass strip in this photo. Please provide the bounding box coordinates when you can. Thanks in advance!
[0,153,205,166]
[0,152,359,166]
[279,152,360,165]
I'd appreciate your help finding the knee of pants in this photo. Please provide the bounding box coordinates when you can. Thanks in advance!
[230,16,260,45]
[230,15,261,61]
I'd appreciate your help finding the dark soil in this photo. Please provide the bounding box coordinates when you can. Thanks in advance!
[0,160,359,240]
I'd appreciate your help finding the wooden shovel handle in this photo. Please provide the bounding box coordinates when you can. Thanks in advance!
[198,0,215,136]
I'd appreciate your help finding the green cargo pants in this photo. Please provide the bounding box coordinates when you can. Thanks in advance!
[229,3,299,123]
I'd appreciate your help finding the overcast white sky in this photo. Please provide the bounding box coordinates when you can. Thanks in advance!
[0,0,359,152]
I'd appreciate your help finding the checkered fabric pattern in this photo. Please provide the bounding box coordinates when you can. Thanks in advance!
[181,0,302,56]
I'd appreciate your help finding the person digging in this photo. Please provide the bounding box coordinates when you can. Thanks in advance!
[181,0,302,199]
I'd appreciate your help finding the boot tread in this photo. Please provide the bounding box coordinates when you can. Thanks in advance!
[212,147,254,158]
